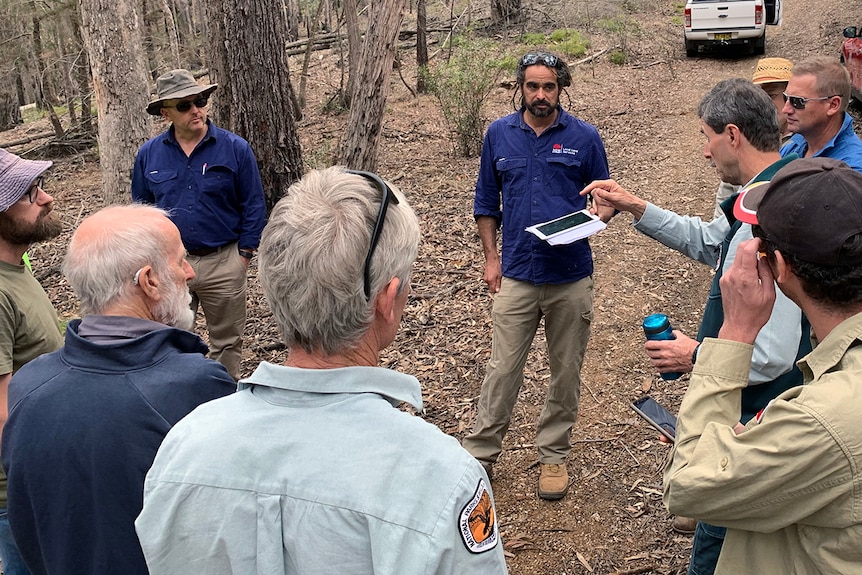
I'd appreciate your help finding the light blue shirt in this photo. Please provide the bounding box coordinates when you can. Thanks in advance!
[632,199,801,385]
[136,362,508,575]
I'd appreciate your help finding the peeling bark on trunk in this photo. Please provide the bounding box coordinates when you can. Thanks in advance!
[208,0,304,212]
[337,0,405,172]
[79,0,151,204]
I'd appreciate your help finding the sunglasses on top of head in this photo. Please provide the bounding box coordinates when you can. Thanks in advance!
[519,53,559,68]
[345,169,400,300]
[164,97,209,113]
[782,93,837,110]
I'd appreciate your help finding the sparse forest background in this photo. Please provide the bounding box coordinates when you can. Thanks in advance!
[4,0,859,571]
[0,0,653,203]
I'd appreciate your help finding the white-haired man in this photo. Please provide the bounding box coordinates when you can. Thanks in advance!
[1,204,236,575]
[136,167,509,574]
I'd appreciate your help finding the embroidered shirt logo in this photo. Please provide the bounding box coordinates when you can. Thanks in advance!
[551,143,579,155]
[459,478,498,553]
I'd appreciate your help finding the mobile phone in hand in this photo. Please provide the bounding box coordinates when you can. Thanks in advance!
[630,395,677,443]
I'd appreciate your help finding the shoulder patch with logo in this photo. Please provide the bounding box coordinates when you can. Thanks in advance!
[459,478,499,553]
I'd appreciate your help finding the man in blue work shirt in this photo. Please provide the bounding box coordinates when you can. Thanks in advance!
[462,52,613,500]
[132,69,266,380]
[780,56,862,170]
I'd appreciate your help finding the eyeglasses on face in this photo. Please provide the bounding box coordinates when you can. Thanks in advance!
[520,52,559,68]
[345,169,400,300]
[22,176,44,203]
[782,93,837,110]
[164,97,209,113]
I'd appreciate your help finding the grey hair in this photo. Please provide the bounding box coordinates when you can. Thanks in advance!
[791,56,851,113]
[259,166,420,356]
[698,78,781,152]
[63,204,175,314]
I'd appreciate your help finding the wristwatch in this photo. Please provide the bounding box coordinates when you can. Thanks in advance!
[238,248,254,260]
[691,343,702,366]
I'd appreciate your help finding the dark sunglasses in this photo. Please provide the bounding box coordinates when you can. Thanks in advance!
[520,52,559,68]
[22,176,44,203]
[345,169,400,300]
[783,93,836,110]
[165,97,209,113]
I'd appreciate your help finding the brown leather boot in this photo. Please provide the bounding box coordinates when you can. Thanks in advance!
[672,516,697,534]
[538,463,569,500]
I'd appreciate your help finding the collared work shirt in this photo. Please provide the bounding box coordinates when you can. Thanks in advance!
[781,112,862,172]
[664,312,862,574]
[632,157,802,386]
[474,107,610,285]
[136,362,508,575]
[131,121,267,252]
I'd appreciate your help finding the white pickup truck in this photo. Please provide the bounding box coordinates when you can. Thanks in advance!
[684,0,783,57]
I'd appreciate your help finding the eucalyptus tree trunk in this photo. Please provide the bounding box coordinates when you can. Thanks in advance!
[208,0,303,212]
[79,0,151,204]
[342,0,361,109]
[337,0,406,172]
[416,0,428,93]
[491,0,522,25]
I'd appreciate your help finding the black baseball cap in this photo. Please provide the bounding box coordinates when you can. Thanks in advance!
[735,157,862,266]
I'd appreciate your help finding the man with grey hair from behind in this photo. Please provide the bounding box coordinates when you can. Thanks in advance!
[136,166,509,574]
[1,204,236,575]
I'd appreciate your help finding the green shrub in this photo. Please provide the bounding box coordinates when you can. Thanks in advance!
[498,55,521,74]
[546,29,590,58]
[597,16,640,57]
[423,37,505,158]
[609,49,626,65]
[521,32,546,45]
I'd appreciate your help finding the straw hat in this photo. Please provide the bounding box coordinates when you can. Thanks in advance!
[752,57,793,85]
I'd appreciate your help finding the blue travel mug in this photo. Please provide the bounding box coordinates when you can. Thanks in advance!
[642,313,681,381]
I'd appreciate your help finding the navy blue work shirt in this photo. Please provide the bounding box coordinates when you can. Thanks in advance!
[474,107,610,285]
[131,120,267,252]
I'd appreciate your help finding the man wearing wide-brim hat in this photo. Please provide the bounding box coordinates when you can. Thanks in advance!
[0,148,64,575]
[751,56,793,142]
[132,69,267,380]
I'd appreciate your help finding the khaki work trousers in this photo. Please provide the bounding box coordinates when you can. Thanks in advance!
[187,243,247,380]
[463,276,593,465]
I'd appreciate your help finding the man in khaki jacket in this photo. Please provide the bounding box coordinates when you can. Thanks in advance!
[664,157,862,573]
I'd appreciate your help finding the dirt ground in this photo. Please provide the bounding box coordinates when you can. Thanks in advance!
[4,0,862,572]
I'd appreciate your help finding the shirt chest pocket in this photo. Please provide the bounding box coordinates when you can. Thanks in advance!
[545,155,584,196]
[201,164,237,198]
[495,156,527,195]
[144,170,179,200]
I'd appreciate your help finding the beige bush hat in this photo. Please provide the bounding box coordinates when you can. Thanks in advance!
[146,69,217,116]
[752,57,793,85]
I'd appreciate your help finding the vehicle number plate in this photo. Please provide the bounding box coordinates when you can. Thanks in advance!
[714,33,732,40]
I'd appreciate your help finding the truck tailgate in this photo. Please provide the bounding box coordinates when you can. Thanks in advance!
[689,0,756,31]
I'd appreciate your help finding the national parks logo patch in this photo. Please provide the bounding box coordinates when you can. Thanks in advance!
[459,478,498,553]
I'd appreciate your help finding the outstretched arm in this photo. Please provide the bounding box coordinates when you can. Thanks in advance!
[582,179,648,221]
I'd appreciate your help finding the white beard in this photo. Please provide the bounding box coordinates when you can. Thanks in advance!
[152,280,195,331]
